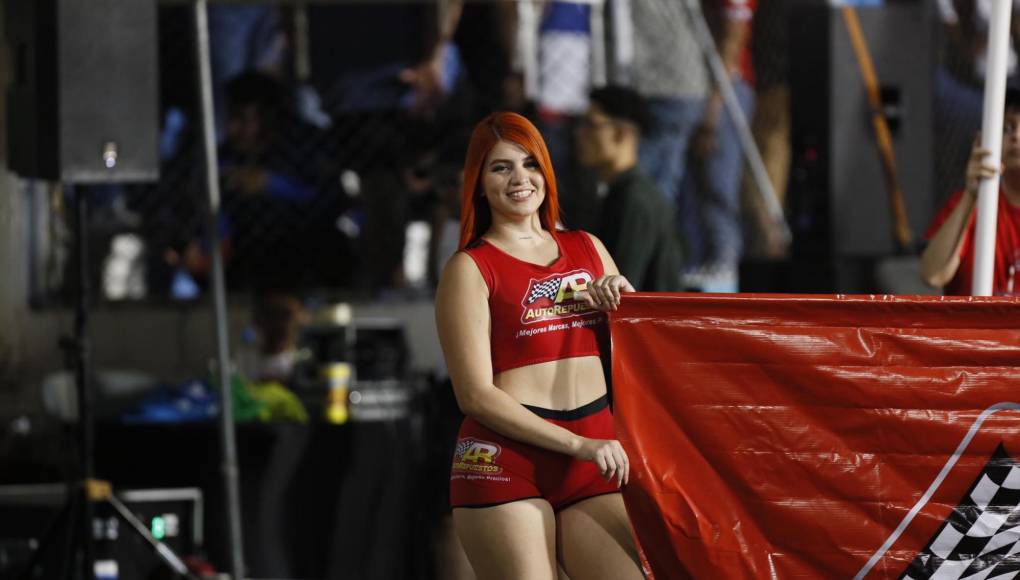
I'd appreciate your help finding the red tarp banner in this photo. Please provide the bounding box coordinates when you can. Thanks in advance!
[611,294,1020,579]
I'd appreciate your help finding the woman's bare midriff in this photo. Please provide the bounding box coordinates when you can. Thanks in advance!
[493,355,607,411]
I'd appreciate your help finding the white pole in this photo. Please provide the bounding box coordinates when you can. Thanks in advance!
[972,1,1012,296]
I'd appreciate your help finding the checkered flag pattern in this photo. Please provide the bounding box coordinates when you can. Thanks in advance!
[454,439,474,460]
[903,445,1020,579]
[526,278,562,305]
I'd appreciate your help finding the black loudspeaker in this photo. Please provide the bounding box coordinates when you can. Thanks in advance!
[5,0,159,183]
[789,1,934,257]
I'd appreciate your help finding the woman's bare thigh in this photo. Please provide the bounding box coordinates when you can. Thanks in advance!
[556,493,643,580]
[453,498,559,580]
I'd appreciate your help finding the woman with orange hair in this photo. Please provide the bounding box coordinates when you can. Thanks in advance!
[435,112,643,579]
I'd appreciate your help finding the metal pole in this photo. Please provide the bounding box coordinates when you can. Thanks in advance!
[193,0,246,576]
[972,1,1012,296]
[673,0,792,245]
[106,494,192,576]
[73,185,95,580]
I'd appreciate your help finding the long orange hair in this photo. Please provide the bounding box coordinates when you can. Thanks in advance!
[458,112,560,249]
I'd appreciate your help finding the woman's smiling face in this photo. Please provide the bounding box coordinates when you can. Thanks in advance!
[481,140,546,222]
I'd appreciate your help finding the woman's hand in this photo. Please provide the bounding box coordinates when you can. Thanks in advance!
[577,274,635,311]
[576,438,630,487]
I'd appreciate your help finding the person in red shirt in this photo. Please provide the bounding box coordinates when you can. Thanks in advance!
[921,87,1020,296]
[434,112,642,579]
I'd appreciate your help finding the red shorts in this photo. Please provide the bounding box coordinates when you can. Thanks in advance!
[449,395,619,511]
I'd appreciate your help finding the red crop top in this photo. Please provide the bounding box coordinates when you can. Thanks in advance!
[462,230,608,375]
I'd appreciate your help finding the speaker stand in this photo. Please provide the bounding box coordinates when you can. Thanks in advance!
[16,186,195,580]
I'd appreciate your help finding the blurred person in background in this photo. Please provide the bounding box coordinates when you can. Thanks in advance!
[741,0,793,259]
[428,131,472,287]
[307,1,462,120]
[453,1,525,117]
[251,293,309,384]
[302,0,466,285]
[151,70,327,295]
[220,72,317,200]
[535,1,601,231]
[921,87,1020,296]
[217,70,334,290]
[358,121,463,297]
[219,71,303,284]
[935,0,1020,203]
[679,0,756,292]
[87,1,275,301]
[577,85,684,291]
[209,3,287,138]
[435,112,642,579]
[624,0,722,289]
[631,0,709,218]
[303,2,518,297]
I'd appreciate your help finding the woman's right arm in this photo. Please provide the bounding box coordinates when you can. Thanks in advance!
[435,252,629,486]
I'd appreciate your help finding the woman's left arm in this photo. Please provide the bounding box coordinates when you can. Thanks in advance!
[578,232,636,311]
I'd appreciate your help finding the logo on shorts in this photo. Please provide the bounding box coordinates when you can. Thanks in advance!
[520,269,595,325]
[452,437,503,475]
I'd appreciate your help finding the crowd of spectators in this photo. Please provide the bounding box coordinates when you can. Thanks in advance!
[73,0,1011,302]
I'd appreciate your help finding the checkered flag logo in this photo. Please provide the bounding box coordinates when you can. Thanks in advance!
[526,277,562,305]
[454,438,474,460]
[902,444,1020,579]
